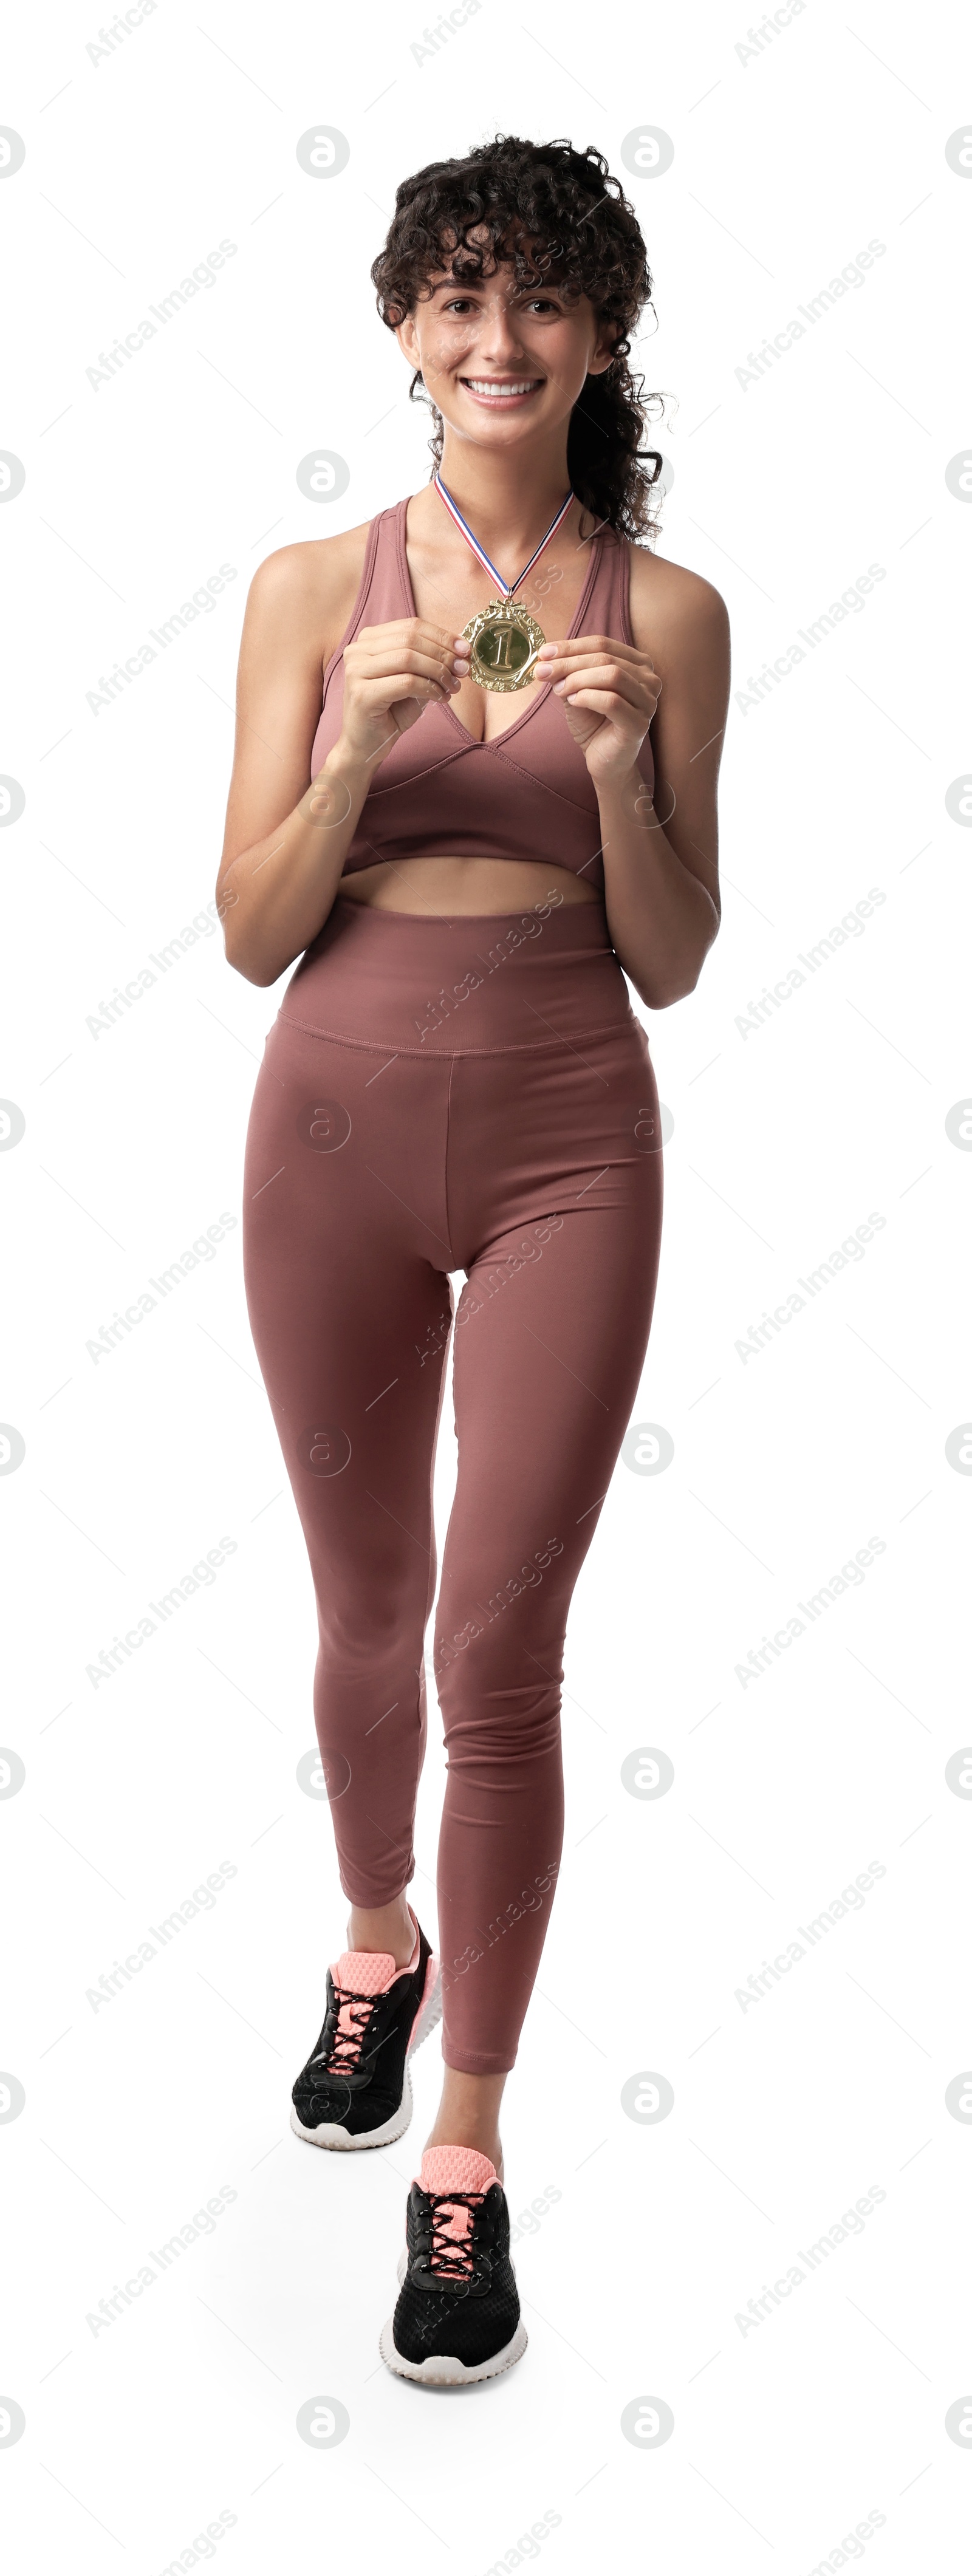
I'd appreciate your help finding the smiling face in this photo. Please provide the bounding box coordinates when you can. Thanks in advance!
[394,236,617,455]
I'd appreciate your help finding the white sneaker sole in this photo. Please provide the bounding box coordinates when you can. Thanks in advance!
[378,2316,528,2385]
[290,1956,442,2152]
[381,2242,526,2382]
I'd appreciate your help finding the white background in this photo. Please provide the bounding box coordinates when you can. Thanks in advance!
[1,2,968,2568]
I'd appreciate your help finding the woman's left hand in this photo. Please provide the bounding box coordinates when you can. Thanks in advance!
[536,634,662,787]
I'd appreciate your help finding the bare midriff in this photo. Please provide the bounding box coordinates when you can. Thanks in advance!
[340,856,600,914]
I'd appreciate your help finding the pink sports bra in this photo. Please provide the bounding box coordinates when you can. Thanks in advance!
[308,496,655,899]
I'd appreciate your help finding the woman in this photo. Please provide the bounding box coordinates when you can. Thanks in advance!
[217,134,729,2385]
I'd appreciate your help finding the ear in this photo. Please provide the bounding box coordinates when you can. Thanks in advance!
[394,312,421,369]
[586,329,617,379]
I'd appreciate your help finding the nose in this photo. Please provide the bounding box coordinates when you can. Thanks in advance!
[472,289,530,367]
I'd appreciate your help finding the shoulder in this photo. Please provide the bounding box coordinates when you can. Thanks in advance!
[627,541,730,659]
[238,516,385,675]
[246,519,376,622]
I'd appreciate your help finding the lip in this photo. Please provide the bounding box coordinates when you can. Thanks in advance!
[459,378,544,408]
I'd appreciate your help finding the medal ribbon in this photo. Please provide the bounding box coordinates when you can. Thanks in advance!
[434,470,574,600]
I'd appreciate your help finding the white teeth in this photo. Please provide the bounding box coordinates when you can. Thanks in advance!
[464,380,538,398]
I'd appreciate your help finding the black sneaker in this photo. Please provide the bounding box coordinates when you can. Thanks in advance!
[290,1912,441,2150]
[380,2147,527,2384]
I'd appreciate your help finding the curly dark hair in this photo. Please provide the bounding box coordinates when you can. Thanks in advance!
[370,134,666,544]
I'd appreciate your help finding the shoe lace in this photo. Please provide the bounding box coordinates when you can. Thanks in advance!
[425,2190,487,2281]
[313,1983,379,2078]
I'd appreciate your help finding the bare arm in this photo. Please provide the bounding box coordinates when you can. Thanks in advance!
[535,555,730,1010]
[216,538,468,987]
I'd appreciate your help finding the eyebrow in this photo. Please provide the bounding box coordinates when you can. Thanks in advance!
[426,273,567,298]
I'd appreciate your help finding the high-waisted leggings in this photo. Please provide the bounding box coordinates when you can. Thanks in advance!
[242,891,663,2073]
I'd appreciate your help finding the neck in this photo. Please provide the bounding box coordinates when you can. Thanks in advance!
[436,432,573,559]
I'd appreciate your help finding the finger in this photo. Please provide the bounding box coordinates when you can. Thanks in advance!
[537,633,646,667]
[351,638,468,672]
[360,618,471,658]
[557,688,644,719]
[348,646,467,687]
[356,670,456,706]
[544,648,660,691]
[352,646,470,697]
[553,664,654,708]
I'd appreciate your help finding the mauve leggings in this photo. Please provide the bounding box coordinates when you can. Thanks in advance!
[242,893,663,2074]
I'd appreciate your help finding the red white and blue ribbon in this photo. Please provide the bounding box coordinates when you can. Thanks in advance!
[434,470,574,600]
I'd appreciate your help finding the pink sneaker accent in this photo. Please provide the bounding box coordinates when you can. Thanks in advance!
[417,2147,498,2194]
[332,1905,420,1999]
[414,2147,497,2275]
[332,1948,399,1998]
[326,1909,422,2072]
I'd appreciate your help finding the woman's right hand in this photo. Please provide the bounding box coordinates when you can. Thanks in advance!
[337,617,470,767]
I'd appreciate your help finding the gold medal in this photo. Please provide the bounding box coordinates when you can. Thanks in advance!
[434,470,575,695]
[460,599,547,694]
